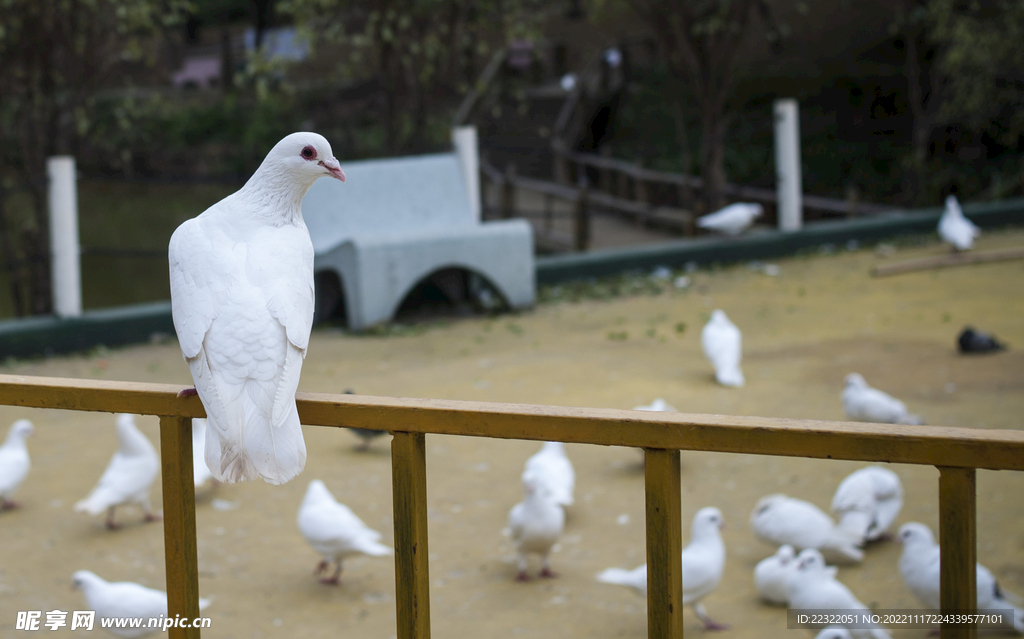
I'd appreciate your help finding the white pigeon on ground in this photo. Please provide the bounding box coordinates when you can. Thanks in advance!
[508,470,565,581]
[831,466,903,544]
[633,398,677,412]
[696,202,763,235]
[754,544,798,605]
[0,419,33,510]
[897,522,1024,633]
[751,494,864,563]
[701,310,745,387]
[75,414,160,529]
[523,441,574,508]
[816,626,854,639]
[597,507,728,630]
[938,195,980,251]
[297,479,392,585]
[169,132,346,486]
[191,418,215,490]
[72,570,211,638]
[843,373,923,425]
[788,549,892,639]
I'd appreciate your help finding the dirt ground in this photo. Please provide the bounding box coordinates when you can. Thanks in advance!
[2,230,1023,639]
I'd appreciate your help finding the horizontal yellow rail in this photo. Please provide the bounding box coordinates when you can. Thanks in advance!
[1,373,1012,639]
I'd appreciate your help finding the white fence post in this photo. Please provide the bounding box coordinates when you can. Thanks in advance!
[47,156,82,318]
[452,125,481,222]
[773,99,803,232]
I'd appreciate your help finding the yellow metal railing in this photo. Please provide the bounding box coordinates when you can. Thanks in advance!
[2,373,1023,639]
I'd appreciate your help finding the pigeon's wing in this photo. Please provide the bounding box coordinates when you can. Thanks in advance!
[95,581,168,621]
[753,498,833,549]
[680,547,722,603]
[169,219,222,361]
[507,502,527,542]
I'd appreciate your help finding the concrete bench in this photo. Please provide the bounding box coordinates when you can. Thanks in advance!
[302,127,535,330]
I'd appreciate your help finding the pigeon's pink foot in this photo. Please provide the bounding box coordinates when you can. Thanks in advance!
[314,560,329,575]
[515,572,530,582]
[177,387,199,398]
[143,513,162,523]
[702,620,729,631]
[539,567,557,579]
[1,499,20,510]
[319,576,340,585]
[105,520,121,531]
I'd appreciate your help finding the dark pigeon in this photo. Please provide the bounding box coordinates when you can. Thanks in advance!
[958,326,1006,354]
[343,390,387,451]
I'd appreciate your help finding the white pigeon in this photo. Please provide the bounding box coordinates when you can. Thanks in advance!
[297,479,392,585]
[522,441,575,508]
[169,132,346,486]
[72,570,211,638]
[754,544,798,605]
[633,398,677,412]
[788,549,891,639]
[597,507,728,630]
[938,194,980,251]
[696,202,763,235]
[508,470,565,581]
[0,419,33,509]
[75,414,160,529]
[816,626,854,639]
[701,310,745,387]
[191,418,215,490]
[831,467,903,544]
[897,522,1024,633]
[751,494,864,563]
[843,373,923,425]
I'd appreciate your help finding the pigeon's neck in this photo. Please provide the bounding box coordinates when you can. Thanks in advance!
[237,165,314,225]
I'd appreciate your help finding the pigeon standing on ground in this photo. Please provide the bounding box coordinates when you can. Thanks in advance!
[938,195,980,251]
[343,390,388,451]
[0,419,32,510]
[831,466,903,544]
[751,494,864,563]
[696,203,763,235]
[75,414,160,529]
[897,522,1024,633]
[508,470,565,581]
[788,549,891,639]
[754,544,798,605]
[523,442,575,508]
[297,479,393,585]
[191,418,216,490]
[597,507,728,630]
[958,326,1007,354]
[169,132,346,486]
[72,570,211,638]
[842,373,923,425]
[702,310,745,387]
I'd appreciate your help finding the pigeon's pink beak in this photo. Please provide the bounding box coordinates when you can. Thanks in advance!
[320,157,346,182]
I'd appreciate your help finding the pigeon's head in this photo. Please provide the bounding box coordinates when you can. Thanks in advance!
[945,194,959,209]
[71,570,102,591]
[303,479,334,507]
[692,506,725,535]
[749,203,764,219]
[843,373,867,390]
[266,132,346,186]
[8,419,33,440]
[897,522,934,547]
[795,548,827,574]
[815,625,854,639]
[116,413,136,431]
[710,309,728,324]
[750,493,785,523]
[776,544,796,564]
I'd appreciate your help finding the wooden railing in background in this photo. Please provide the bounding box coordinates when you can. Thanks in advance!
[2,373,1020,638]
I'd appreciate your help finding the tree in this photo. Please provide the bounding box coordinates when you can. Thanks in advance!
[626,0,776,212]
[0,0,187,316]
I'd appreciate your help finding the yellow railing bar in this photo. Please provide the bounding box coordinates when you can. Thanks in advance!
[1,374,1017,638]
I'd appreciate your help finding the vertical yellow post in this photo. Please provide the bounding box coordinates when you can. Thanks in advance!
[938,466,977,639]
[644,448,683,639]
[392,431,431,639]
[159,416,201,639]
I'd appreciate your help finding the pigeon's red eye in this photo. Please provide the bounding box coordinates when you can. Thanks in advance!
[301,146,316,160]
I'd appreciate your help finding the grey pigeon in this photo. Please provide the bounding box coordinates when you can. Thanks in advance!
[343,390,387,451]
[958,326,1006,354]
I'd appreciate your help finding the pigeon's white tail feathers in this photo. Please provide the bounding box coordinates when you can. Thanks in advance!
[240,378,306,485]
[836,510,873,542]
[822,526,865,564]
[74,489,118,516]
[354,538,393,557]
[597,566,646,594]
[716,366,745,388]
[897,413,924,426]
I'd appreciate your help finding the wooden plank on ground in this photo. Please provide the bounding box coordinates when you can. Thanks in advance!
[872,246,1024,277]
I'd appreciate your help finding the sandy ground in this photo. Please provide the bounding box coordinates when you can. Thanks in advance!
[2,230,1023,639]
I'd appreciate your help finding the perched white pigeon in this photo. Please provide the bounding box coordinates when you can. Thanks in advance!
[897,522,1024,633]
[701,310,745,387]
[938,195,980,251]
[843,374,923,425]
[816,626,854,639]
[523,442,575,508]
[508,470,565,581]
[75,414,160,529]
[0,419,33,509]
[191,418,215,490]
[754,544,798,605]
[788,549,891,639]
[831,466,903,544]
[696,202,763,235]
[597,507,728,630]
[297,479,392,585]
[633,398,677,412]
[169,132,346,486]
[751,494,864,563]
[72,570,211,638]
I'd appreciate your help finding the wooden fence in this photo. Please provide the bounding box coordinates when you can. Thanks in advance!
[1,373,1019,639]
